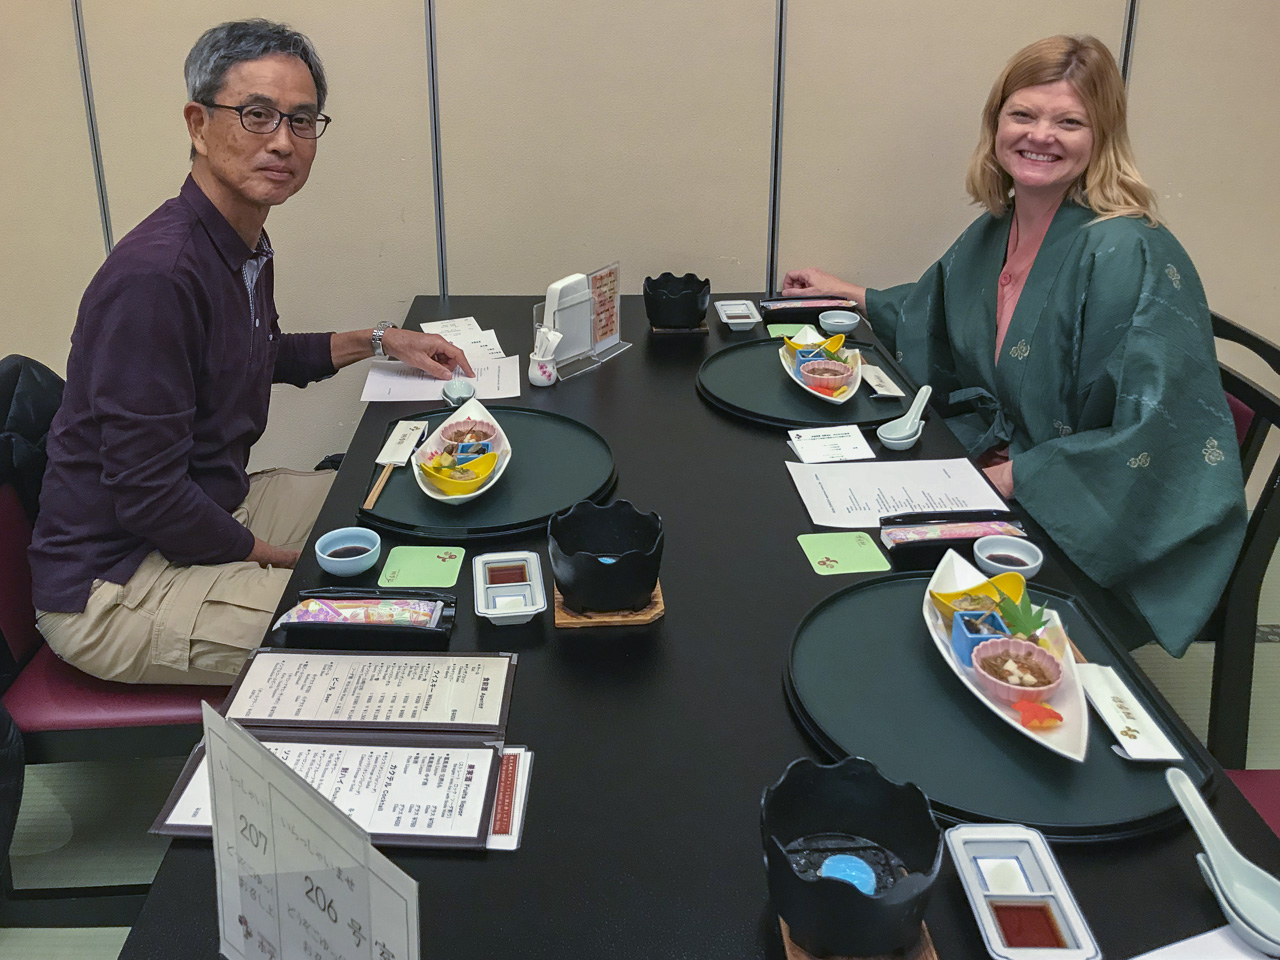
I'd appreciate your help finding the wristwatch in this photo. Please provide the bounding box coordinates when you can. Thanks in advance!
[371,320,397,358]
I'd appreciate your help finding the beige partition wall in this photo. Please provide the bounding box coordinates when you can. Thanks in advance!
[80,1,441,469]
[776,1,1124,291]
[1127,1,1280,337]
[0,2,107,373]
[435,0,777,295]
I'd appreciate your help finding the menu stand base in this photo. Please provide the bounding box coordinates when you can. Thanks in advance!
[552,582,665,628]
[778,918,939,960]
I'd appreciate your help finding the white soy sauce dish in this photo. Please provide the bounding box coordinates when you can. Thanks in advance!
[974,535,1043,579]
[315,527,381,576]
[818,310,862,336]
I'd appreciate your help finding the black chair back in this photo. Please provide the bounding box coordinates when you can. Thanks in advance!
[1207,313,1280,767]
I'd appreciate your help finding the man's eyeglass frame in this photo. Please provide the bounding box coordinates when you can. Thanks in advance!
[202,102,332,139]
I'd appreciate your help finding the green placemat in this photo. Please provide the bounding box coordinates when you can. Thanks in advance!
[360,407,617,539]
[697,339,914,429]
[786,574,1212,841]
[379,546,466,588]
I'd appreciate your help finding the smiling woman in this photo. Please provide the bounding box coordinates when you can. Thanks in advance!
[781,35,1247,659]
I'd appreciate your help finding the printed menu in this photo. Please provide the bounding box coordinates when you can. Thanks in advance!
[154,650,527,849]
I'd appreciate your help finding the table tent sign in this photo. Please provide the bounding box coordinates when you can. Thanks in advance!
[534,262,630,380]
[204,704,420,960]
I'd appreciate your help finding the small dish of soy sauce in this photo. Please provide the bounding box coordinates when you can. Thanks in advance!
[973,535,1043,580]
[315,526,382,577]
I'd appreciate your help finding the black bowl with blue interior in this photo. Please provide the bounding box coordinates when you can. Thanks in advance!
[642,272,711,329]
[547,500,663,613]
[761,756,943,957]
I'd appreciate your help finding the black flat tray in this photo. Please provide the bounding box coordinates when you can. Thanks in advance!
[358,406,617,540]
[696,338,917,428]
[784,573,1215,842]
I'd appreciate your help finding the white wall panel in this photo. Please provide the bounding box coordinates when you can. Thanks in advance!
[0,2,106,373]
[436,0,776,295]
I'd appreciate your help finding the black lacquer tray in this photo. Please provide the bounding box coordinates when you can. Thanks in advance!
[696,338,917,428]
[784,572,1215,842]
[358,406,616,540]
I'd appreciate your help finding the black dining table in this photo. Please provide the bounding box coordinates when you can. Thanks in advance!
[119,295,1280,960]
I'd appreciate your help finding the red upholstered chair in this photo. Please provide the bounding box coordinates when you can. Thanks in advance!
[1227,770,1280,838]
[1205,314,1280,768]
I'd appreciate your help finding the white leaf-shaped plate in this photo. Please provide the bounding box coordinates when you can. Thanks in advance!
[777,326,862,406]
[924,550,1089,763]
[412,398,512,505]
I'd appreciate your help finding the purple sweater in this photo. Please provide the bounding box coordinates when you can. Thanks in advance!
[30,176,335,612]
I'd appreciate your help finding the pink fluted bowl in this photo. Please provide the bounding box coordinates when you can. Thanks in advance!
[970,637,1062,705]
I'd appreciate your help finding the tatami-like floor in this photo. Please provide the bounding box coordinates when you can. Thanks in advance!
[3,640,1277,959]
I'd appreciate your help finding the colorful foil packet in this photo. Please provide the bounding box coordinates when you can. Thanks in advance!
[273,598,444,631]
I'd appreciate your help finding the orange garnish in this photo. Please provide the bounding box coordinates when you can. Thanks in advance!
[1012,700,1063,729]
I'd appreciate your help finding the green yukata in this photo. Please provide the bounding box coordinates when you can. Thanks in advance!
[864,200,1247,656]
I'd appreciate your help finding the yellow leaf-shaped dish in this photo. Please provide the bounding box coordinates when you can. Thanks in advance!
[419,451,499,496]
[783,332,844,361]
[928,571,1026,622]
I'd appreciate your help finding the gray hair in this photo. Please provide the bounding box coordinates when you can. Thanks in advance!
[185,18,327,109]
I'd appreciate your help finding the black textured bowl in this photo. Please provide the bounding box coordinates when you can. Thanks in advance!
[761,756,943,958]
[547,500,663,613]
[643,272,711,329]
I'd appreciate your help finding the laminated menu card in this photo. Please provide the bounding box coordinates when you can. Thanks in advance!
[153,650,523,849]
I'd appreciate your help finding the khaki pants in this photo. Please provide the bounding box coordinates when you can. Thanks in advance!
[37,468,335,685]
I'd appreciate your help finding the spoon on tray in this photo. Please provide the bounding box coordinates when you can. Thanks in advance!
[1197,854,1280,957]
[1168,767,1280,945]
[876,385,932,450]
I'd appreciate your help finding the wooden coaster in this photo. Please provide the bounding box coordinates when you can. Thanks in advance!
[552,581,665,628]
[648,322,709,336]
[779,918,938,960]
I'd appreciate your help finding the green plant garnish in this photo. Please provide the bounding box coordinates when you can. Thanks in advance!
[995,587,1049,638]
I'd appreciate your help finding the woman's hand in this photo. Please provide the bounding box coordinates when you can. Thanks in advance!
[982,460,1015,499]
[382,328,476,380]
[780,268,866,308]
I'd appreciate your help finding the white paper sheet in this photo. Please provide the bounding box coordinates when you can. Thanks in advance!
[205,706,419,960]
[1128,925,1272,959]
[361,355,520,402]
[419,316,481,338]
[174,739,494,841]
[787,426,874,463]
[228,652,511,728]
[785,458,1008,528]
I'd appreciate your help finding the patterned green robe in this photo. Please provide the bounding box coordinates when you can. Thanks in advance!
[864,201,1247,656]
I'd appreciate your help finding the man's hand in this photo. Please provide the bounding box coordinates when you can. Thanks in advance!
[329,328,476,379]
[246,537,301,569]
[780,267,866,309]
[382,328,475,380]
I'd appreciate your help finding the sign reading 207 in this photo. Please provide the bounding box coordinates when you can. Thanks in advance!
[239,815,268,855]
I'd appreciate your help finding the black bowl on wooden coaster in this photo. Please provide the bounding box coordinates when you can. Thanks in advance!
[761,757,942,958]
[548,500,663,613]
[643,272,711,329]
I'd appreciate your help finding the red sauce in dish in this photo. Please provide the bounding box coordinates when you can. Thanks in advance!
[992,901,1067,949]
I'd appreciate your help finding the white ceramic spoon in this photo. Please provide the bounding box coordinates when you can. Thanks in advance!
[1168,768,1280,945]
[1197,854,1280,958]
[876,384,932,442]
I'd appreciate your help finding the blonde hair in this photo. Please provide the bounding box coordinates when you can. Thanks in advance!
[964,35,1159,224]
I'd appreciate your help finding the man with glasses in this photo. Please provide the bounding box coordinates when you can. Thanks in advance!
[29,20,470,684]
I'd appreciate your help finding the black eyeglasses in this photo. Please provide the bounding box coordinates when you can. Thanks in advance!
[203,102,331,139]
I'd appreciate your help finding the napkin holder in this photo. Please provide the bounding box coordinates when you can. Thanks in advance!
[533,269,631,380]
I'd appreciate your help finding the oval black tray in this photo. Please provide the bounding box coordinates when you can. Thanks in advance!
[784,572,1215,842]
[696,337,916,429]
[358,406,617,540]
